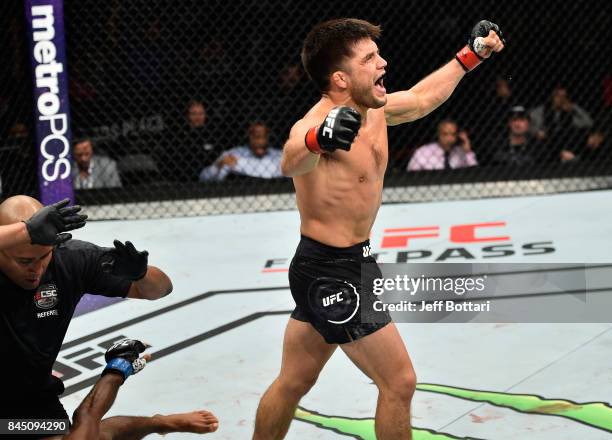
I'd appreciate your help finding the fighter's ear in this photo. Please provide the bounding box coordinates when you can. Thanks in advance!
[330,70,349,90]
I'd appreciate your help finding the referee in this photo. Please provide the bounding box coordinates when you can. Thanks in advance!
[0,195,173,430]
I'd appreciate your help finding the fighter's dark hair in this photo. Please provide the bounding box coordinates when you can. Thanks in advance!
[301,18,381,93]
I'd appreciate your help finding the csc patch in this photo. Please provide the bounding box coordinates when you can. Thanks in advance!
[34,283,59,310]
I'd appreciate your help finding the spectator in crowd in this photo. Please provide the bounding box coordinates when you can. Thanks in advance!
[199,121,283,181]
[1,122,38,196]
[407,119,477,171]
[197,38,231,84]
[68,57,101,129]
[126,16,166,94]
[72,137,122,189]
[267,63,318,140]
[475,76,517,143]
[529,85,593,148]
[157,99,222,182]
[560,128,609,165]
[488,106,547,167]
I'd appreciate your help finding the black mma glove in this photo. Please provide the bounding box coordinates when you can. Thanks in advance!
[102,338,148,382]
[24,198,87,245]
[305,106,361,154]
[103,240,149,280]
[455,20,505,72]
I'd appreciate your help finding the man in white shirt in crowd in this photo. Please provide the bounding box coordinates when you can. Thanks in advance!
[407,119,477,171]
[199,121,283,181]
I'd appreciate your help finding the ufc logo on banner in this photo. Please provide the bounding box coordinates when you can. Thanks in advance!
[381,222,510,248]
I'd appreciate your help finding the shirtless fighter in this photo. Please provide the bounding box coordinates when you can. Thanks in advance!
[253,18,504,439]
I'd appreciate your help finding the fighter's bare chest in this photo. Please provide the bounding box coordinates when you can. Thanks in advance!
[335,125,388,180]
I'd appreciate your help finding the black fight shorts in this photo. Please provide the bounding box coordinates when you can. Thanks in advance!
[289,235,391,344]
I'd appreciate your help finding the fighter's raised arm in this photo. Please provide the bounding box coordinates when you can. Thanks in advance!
[385,20,505,126]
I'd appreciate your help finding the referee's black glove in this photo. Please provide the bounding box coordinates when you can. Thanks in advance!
[103,240,149,280]
[24,198,87,245]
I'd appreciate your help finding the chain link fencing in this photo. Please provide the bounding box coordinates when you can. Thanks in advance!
[1,1,39,198]
[2,0,612,219]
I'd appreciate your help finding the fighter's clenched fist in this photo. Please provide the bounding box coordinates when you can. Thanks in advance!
[456,20,506,72]
[305,106,361,154]
[102,338,149,382]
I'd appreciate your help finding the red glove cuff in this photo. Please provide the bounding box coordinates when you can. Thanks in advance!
[455,44,482,72]
[305,126,323,154]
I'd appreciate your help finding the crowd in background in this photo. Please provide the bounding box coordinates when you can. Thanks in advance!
[1,0,611,195]
[3,76,608,192]
[396,81,609,172]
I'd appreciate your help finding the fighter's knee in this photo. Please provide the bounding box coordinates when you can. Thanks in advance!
[378,369,417,403]
[277,374,318,399]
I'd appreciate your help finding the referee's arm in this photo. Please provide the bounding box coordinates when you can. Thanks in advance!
[126,266,173,300]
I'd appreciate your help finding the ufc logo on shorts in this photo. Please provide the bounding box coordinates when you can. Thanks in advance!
[362,245,372,257]
[322,107,340,139]
[322,291,344,307]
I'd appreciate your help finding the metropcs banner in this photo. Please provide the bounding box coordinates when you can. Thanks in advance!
[25,0,74,204]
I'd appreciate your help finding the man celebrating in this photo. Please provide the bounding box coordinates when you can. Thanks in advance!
[0,195,173,426]
[254,19,504,439]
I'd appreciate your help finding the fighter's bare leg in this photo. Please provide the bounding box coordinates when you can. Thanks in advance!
[97,410,218,440]
[341,323,416,440]
[253,318,337,440]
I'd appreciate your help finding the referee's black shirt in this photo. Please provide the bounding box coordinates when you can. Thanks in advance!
[0,240,132,402]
